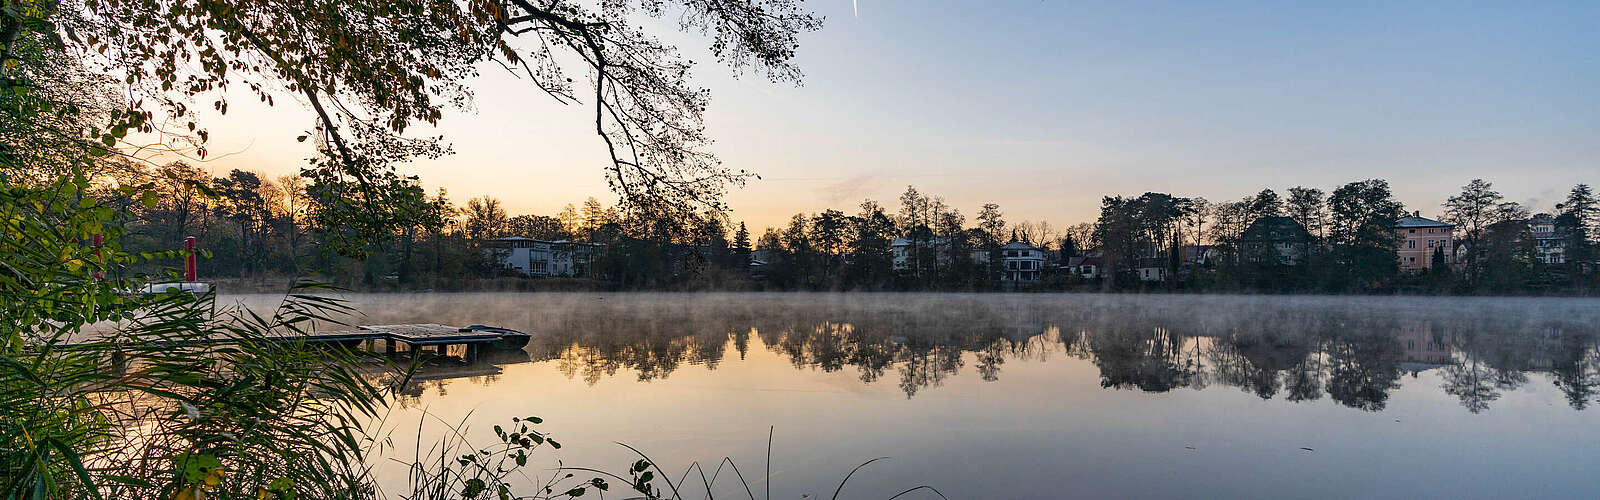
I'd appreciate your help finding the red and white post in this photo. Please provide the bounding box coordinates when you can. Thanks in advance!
[184,236,197,282]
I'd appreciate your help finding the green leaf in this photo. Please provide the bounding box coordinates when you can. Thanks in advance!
[566,487,585,497]
[462,478,486,497]
[173,452,222,483]
[99,475,155,487]
[48,438,106,500]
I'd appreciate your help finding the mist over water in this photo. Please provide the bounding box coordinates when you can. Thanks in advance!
[225,293,1600,498]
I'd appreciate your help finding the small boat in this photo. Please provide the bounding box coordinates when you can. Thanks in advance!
[459,324,533,350]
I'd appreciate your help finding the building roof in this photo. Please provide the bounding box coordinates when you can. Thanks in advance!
[1240,217,1313,242]
[1530,213,1556,224]
[1001,241,1043,251]
[1181,245,1216,261]
[890,236,955,247]
[487,236,541,242]
[1395,215,1453,228]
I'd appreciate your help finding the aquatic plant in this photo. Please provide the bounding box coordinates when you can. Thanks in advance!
[390,421,949,500]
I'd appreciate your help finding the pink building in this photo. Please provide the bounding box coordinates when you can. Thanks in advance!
[1395,212,1454,272]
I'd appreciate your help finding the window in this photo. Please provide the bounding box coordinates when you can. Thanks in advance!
[1408,240,1415,249]
[1409,229,1415,233]
[1428,240,1434,248]
[1408,257,1416,264]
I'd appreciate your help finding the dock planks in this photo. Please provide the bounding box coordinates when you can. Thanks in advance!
[36,323,532,351]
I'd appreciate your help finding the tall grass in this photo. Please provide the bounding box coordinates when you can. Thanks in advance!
[3,174,400,498]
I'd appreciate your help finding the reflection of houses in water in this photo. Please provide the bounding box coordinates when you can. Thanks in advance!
[1004,311,1049,342]
[1397,320,1453,371]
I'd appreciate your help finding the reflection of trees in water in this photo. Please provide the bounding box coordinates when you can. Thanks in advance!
[556,346,621,386]
[896,344,964,399]
[477,295,1600,412]
[1284,350,1325,403]
[1442,358,1499,414]
[1206,333,1317,400]
[1551,335,1600,410]
[1090,327,1198,392]
[975,340,1006,382]
[1325,333,1403,411]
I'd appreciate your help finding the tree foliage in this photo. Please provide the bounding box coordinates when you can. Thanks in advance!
[23,0,821,226]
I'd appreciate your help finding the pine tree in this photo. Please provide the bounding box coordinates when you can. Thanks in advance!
[1558,184,1597,238]
[733,222,751,258]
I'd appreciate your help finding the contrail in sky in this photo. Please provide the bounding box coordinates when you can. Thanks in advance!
[853,0,858,16]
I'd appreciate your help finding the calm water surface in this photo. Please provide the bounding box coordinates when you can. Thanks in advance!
[233,293,1600,499]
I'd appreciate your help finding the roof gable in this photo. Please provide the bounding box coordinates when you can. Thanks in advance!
[1240,217,1312,242]
[1395,216,1453,228]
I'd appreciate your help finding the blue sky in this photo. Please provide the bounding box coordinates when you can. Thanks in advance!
[194,0,1599,230]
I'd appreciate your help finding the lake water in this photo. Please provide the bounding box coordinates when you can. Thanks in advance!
[232,292,1600,499]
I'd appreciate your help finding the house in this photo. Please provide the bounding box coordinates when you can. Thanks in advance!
[1181,245,1219,267]
[484,237,552,276]
[1065,256,1088,278]
[890,237,925,271]
[1395,212,1454,272]
[1239,216,1314,265]
[1067,249,1104,279]
[891,236,989,272]
[1529,213,1565,265]
[484,237,599,277]
[548,240,601,277]
[1135,257,1168,282]
[747,249,773,279]
[1000,240,1046,281]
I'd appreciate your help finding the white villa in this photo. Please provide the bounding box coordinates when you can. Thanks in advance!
[484,237,601,277]
[1000,240,1045,281]
[890,237,990,272]
[1529,213,1566,265]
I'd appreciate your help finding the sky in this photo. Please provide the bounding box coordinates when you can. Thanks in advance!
[167,0,1599,232]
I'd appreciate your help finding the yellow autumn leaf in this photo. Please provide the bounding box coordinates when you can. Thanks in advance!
[173,486,204,500]
[204,468,226,486]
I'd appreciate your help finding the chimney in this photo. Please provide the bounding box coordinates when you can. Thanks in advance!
[1413,211,1420,217]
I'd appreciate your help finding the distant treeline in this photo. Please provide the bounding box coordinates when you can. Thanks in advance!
[92,160,1597,295]
[736,181,1598,294]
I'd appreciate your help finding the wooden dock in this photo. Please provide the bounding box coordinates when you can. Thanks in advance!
[38,323,533,354]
